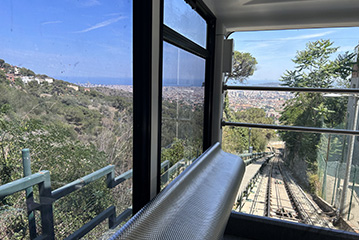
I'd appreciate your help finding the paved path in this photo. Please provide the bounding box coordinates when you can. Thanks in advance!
[238,157,268,193]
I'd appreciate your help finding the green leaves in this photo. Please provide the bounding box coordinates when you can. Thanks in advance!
[226,51,258,83]
[223,108,274,154]
[161,138,185,165]
[282,39,355,89]
[0,70,6,83]
[280,39,356,178]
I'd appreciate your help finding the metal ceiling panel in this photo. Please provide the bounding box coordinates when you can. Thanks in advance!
[203,0,359,32]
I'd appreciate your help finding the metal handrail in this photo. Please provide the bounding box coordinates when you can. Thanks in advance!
[242,152,274,166]
[224,85,359,95]
[0,171,50,198]
[222,121,359,136]
[160,158,194,187]
[0,170,54,239]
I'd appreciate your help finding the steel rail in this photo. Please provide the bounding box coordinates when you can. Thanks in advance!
[282,168,331,228]
[273,161,283,218]
[277,163,306,223]
[224,85,359,95]
[222,121,359,136]
[249,171,265,215]
[265,163,273,217]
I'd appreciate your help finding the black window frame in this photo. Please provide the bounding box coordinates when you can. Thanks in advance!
[162,0,216,152]
[132,0,216,213]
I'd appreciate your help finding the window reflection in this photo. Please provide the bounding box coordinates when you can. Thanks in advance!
[164,0,207,47]
[161,42,205,186]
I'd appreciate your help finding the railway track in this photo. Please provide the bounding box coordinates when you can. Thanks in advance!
[240,155,333,228]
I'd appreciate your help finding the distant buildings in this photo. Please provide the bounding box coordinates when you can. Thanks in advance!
[5,73,15,82]
[228,90,294,124]
[67,85,79,91]
[0,61,54,84]
[21,76,54,84]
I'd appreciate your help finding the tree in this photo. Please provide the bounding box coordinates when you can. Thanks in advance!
[0,59,4,68]
[222,51,259,154]
[14,77,23,86]
[279,39,356,189]
[0,70,6,83]
[161,138,185,165]
[223,108,274,154]
[224,51,257,120]
[226,51,258,84]
[3,63,11,72]
[20,67,35,77]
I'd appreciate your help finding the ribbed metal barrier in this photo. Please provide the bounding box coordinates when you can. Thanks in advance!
[109,142,245,240]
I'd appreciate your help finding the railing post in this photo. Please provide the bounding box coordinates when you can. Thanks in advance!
[38,171,55,239]
[161,161,169,186]
[22,149,37,239]
[322,160,328,200]
[347,166,357,220]
[331,161,340,205]
[106,169,115,188]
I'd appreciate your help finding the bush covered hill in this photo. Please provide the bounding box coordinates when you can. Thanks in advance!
[0,60,133,239]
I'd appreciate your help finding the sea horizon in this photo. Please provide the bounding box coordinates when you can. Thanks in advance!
[55,76,281,87]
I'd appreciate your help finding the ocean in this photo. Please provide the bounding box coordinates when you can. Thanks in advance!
[56,76,280,87]
[55,77,133,86]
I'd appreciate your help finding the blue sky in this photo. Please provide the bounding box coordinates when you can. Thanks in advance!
[0,0,132,82]
[0,1,358,85]
[232,27,359,84]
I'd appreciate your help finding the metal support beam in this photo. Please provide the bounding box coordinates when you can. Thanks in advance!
[203,16,216,150]
[211,21,226,144]
[133,0,162,213]
[338,98,359,217]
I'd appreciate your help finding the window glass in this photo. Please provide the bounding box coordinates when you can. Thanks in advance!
[161,42,205,188]
[0,1,132,239]
[223,27,359,232]
[164,0,207,48]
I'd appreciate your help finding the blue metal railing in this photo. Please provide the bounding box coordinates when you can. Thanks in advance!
[0,149,135,240]
[160,158,195,188]
[239,151,274,166]
[0,170,55,239]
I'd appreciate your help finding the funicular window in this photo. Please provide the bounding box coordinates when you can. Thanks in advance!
[0,1,133,239]
[223,27,359,233]
[161,42,205,187]
[160,0,213,188]
[164,0,207,48]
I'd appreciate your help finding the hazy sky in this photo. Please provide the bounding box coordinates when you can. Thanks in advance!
[0,0,358,85]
